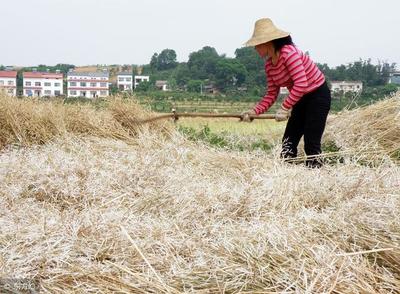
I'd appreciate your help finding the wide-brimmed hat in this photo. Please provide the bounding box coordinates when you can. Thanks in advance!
[244,18,290,47]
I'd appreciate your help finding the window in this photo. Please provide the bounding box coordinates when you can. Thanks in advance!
[55,83,61,87]
[25,81,31,86]
[70,82,77,87]
[55,90,61,96]
[100,91,107,96]
[90,82,97,87]
[70,90,77,95]
[118,78,124,82]
[44,90,51,95]
[126,77,132,82]
[26,90,33,96]
[8,89,13,94]
[80,91,87,97]
[100,82,107,87]
[8,81,14,86]
[90,91,97,97]
[35,82,41,87]
[44,82,51,87]
[0,81,4,85]
[80,82,87,87]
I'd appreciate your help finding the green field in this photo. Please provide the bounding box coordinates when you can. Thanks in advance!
[176,116,285,137]
[138,97,282,113]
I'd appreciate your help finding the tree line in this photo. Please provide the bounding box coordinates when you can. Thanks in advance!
[1,47,397,98]
[139,47,397,97]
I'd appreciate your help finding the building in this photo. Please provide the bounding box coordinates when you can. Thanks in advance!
[134,75,150,89]
[388,72,400,85]
[204,84,220,95]
[330,81,363,94]
[0,71,17,96]
[155,80,169,91]
[23,71,64,97]
[117,72,132,91]
[67,71,109,98]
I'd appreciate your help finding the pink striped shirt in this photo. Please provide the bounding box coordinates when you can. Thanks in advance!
[254,45,325,114]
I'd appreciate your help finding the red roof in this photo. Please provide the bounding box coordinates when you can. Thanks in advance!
[23,72,63,79]
[0,71,17,78]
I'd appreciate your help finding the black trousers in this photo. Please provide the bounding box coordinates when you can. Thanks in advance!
[281,81,331,167]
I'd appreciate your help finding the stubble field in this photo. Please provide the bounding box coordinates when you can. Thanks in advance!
[0,93,399,293]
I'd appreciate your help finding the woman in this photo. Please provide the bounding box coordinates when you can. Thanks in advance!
[242,18,331,168]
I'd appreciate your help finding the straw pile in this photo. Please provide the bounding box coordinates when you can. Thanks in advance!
[0,95,172,148]
[0,93,399,293]
[326,94,400,163]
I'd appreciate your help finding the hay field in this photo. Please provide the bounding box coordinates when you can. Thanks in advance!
[0,93,399,293]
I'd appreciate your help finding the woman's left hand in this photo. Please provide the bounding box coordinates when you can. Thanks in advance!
[275,106,291,122]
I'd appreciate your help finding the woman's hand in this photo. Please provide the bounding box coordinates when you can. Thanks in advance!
[275,106,291,122]
[241,109,256,122]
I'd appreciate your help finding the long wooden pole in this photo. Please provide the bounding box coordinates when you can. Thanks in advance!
[136,112,276,124]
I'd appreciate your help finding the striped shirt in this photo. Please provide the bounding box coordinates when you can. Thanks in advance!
[254,45,325,114]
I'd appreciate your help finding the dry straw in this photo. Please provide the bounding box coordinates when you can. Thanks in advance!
[0,94,172,148]
[0,93,399,293]
[325,94,400,163]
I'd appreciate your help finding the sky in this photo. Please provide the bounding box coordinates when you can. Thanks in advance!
[1,0,399,68]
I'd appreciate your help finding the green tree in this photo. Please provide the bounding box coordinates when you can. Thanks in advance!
[141,64,152,75]
[188,46,221,80]
[234,47,265,89]
[215,59,247,90]
[150,53,159,71]
[135,81,152,92]
[157,49,178,70]
[187,80,203,93]
[149,49,178,71]
[54,64,75,74]
[167,77,177,91]
[318,59,395,87]
[174,63,191,87]
[234,47,264,73]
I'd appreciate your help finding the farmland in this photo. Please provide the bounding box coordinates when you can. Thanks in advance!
[0,93,399,293]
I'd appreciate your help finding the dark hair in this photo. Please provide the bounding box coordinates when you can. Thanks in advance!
[271,35,294,53]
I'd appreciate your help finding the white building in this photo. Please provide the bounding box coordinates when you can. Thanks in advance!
[388,72,400,85]
[67,71,109,98]
[0,71,17,96]
[23,71,64,97]
[330,81,363,94]
[117,72,132,91]
[134,75,150,89]
[155,80,169,91]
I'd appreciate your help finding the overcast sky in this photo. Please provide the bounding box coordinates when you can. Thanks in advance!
[1,0,399,68]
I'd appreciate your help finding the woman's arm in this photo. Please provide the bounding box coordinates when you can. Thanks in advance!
[282,50,309,109]
[253,72,279,115]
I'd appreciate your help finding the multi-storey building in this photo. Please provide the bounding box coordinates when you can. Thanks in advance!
[117,72,132,91]
[0,71,17,96]
[67,71,109,98]
[23,71,64,97]
[134,75,150,89]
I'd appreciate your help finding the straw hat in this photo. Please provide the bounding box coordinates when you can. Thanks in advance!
[245,18,290,47]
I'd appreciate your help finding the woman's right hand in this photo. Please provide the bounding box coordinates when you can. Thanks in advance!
[241,109,256,122]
